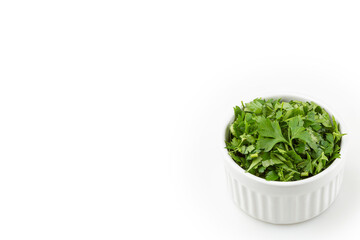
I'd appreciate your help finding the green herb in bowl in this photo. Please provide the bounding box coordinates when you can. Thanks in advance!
[225,98,345,182]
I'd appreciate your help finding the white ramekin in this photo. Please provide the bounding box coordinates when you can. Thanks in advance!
[222,93,347,224]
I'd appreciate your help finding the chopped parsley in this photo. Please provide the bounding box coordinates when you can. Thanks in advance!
[226,98,345,182]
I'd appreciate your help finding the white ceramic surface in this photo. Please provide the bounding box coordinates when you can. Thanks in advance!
[222,93,348,224]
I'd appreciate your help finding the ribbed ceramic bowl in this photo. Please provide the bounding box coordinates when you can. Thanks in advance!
[222,93,347,224]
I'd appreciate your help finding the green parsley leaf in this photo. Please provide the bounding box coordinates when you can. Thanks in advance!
[288,116,317,150]
[257,117,288,152]
[266,170,279,181]
[246,157,262,172]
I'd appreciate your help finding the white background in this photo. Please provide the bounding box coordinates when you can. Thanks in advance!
[0,0,359,239]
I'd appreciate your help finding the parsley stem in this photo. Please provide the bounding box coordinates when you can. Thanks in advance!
[288,139,296,152]
[301,172,309,177]
[284,143,289,151]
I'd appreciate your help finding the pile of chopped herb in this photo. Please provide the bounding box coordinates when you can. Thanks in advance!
[225,98,345,182]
